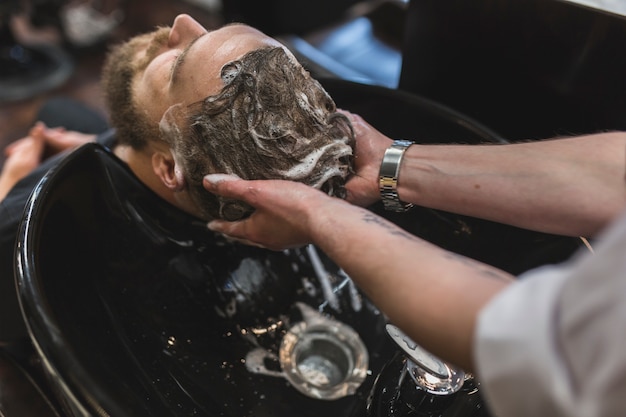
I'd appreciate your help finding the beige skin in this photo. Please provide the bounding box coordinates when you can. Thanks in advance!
[344,112,626,237]
[1,15,306,215]
[202,112,626,371]
[5,14,626,373]
[114,14,295,219]
[0,123,95,201]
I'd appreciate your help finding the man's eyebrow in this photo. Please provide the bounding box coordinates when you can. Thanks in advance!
[170,33,207,84]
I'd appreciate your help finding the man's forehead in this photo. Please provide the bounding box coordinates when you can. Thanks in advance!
[131,23,257,73]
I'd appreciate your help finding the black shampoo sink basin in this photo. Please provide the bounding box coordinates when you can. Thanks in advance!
[15,79,581,417]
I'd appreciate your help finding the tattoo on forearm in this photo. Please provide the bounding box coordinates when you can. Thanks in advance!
[361,212,511,283]
[443,251,512,282]
[361,212,419,242]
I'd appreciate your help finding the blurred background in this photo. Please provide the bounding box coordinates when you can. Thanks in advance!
[0,0,222,165]
[1,2,626,416]
[2,0,626,166]
[0,0,407,167]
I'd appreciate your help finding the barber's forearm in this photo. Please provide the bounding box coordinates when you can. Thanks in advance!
[306,201,513,372]
[398,133,626,237]
[203,175,511,371]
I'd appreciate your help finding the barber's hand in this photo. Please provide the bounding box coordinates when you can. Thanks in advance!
[339,110,392,207]
[203,174,334,250]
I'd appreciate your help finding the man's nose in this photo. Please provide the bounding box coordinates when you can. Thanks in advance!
[168,14,206,47]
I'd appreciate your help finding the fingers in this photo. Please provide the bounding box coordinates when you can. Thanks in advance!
[27,121,47,137]
[203,174,268,236]
[203,173,248,200]
[0,135,47,201]
[207,217,244,236]
[337,108,363,121]
[337,109,374,137]
[338,110,367,137]
[25,122,65,142]
[42,129,96,151]
[5,123,44,156]
[204,174,322,211]
[6,122,86,158]
[203,173,294,208]
[203,174,318,250]
[207,218,265,247]
[207,211,285,250]
[4,135,45,158]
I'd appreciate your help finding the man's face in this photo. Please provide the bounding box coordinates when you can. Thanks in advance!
[105,14,355,221]
[131,14,286,127]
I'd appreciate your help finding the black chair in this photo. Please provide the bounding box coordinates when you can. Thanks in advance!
[248,0,407,88]
[398,0,626,141]
[0,346,61,416]
[15,79,581,417]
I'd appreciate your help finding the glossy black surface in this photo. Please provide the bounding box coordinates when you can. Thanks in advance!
[0,346,60,417]
[367,352,490,417]
[323,79,582,275]
[399,0,626,141]
[16,79,581,417]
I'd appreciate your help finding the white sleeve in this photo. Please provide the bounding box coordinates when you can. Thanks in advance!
[474,212,626,417]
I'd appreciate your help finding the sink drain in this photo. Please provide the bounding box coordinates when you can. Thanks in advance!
[279,316,368,400]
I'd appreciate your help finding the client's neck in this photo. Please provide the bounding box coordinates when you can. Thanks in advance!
[113,144,175,204]
[112,144,204,220]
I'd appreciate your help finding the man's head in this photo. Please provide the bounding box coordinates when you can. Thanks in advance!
[101,14,354,220]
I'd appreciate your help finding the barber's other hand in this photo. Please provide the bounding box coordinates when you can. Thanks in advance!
[203,174,332,250]
[339,110,392,207]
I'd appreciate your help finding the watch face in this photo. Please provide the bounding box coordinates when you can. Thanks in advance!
[392,140,415,148]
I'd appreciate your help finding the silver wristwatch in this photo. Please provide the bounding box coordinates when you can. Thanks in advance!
[379,140,414,212]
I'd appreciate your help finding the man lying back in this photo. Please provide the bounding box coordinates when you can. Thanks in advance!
[101,14,355,221]
[0,14,355,340]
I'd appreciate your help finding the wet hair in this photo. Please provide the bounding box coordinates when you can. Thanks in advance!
[160,47,355,221]
[102,33,354,221]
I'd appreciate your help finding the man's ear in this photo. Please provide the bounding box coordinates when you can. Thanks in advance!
[152,150,186,191]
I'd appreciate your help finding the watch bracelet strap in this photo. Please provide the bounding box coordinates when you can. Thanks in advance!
[379,139,414,212]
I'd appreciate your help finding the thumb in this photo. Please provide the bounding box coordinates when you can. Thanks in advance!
[203,173,244,197]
